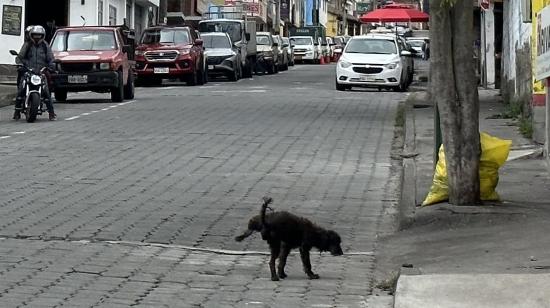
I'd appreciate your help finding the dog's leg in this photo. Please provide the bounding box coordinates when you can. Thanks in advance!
[277,242,290,279]
[299,246,319,279]
[269,241,281,281]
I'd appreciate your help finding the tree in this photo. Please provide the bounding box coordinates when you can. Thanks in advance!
[429,0,481,205]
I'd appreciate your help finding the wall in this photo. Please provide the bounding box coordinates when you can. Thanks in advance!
[532,0,550,143]
[501,0,532,109]
[0,0,25,66]
[69,0,98,26]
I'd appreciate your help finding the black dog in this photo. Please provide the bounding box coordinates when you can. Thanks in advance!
[235,197,343,281]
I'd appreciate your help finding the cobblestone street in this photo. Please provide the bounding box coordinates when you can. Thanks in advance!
[0,64,405,307]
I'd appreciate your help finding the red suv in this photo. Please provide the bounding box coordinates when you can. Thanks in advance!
[135,26,207,86]
[50,25,135,103]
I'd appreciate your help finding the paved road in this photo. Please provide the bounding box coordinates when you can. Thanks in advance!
[0,64,405,307]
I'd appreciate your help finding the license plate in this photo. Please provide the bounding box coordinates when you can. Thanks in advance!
[295,56,302,60]
[154,67,169,74]
[360,76,376,82]
[68,75,88,84]
[208,65,214,70]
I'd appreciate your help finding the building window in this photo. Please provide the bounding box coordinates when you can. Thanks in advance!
[109,5,117,25]
[126,0,132,26]
[98,0,103,25]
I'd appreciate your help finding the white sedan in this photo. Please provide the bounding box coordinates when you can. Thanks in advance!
[335,34,412,91]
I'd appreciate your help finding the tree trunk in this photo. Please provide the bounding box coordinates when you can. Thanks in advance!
[430,0,481,205]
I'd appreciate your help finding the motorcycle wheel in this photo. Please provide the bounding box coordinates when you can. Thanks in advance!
[26,92,40,123]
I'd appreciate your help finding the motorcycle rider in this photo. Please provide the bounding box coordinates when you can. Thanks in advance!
[14,25,57,121]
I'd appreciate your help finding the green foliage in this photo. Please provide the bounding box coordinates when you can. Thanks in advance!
[519,117,533,139]
[501,99,523,119]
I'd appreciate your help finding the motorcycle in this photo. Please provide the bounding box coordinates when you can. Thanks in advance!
[9,49,51,123]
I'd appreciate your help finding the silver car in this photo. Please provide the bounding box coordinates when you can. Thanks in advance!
[272,34,289,71]
[282,37,294,66]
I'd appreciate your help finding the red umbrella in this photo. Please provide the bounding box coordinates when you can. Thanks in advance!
[360,7,429,23]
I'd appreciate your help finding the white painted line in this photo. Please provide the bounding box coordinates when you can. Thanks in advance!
[91,110,99,113]
[211,89,267,93]
[65,116,80,121]
[81,112,91,116]
[0,136,11,139]
[12,131,25,135]
[100,108,110,111]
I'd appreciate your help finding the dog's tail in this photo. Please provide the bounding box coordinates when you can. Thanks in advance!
[260,196,273,228]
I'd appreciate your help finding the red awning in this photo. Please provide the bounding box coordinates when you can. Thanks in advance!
[360,7,429,23]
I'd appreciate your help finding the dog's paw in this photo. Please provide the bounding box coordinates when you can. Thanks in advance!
[307,273,320,280]
[271,276,280,281]
[278,272,287,279]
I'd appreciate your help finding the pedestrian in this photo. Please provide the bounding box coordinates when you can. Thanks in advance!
[422,39,430,60]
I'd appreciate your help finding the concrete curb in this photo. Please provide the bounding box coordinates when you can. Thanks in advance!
[0,93,16,108]
[398,94,419,230]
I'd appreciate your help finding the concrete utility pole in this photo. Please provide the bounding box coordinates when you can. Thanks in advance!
[275,0,281,34]
[341,0,347,35]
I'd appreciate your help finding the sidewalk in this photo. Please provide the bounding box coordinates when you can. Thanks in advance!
[0,83,16,108]
[376,88,550,307]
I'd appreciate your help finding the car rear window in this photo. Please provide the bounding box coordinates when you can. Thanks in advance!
[52,31,117,51]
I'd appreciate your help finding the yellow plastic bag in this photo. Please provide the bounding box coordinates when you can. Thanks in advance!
[422,132,512,206]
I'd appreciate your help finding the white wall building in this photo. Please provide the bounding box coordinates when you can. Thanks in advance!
[0,0,158,65]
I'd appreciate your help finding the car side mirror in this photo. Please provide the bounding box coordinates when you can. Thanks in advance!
[195,39,203,46]
[9,50,18,56]
[401,50,412,56]
[282,43,289,47]
[245,33,251,41]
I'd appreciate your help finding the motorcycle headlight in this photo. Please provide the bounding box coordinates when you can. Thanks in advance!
[30,75,42,86]
[339,60,352,68]
[99,62,111,70]
[385,61,400,70]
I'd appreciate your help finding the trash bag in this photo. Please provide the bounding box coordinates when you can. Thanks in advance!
[422,132,512,206]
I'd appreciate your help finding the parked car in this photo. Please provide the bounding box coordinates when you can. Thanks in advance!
[282,37,295,66]
[256,32,279,74]
[289,36,318,64]
[332,36,347,61]
[135,26,206,86]
[335,34,413,91]
[50,25,135,103]
[272,34,289,71]
[202,32,241,81]
[406,37,427,58]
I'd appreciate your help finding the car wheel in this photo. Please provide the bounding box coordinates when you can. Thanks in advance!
[335,79,346,91]
[187,67,198,86]
[111,71,124,102]
[197,60,206,85]
[123,70,135,99]
[54,89,67,102]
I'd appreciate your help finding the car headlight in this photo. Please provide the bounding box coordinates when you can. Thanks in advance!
[135,50,145,56]
[385,61,400,70]
[339,60,352,68]
[99,62,111,70]
[30,75,42,86]
[179,49,190,55]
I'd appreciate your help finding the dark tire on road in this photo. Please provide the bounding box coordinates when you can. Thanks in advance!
[267,62,275,75]
[242,60,253,78]
[197,60,206,85]
[335,79,347,91]
[26,92,40,123]
[55,89,67,102]
[187,68,198,86]
[124,71,135,99]
[111,71,124,102]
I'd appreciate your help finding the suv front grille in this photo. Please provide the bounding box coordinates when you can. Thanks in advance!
[207,56,228,65]
[353,67,383,74]
[61,63,95,72]
[144,50,179,62]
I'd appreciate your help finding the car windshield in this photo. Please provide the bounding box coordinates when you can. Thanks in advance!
[202,35,231,48]
[141,29,190,44]
[345,39,397,54]
[291,37,312,45]
[198,21,242,43]
[407,40,424,47]
[51,31,116,51]
[256,35,271,45]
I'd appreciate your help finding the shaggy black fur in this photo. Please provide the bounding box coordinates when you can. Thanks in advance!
[235,197,343,281]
